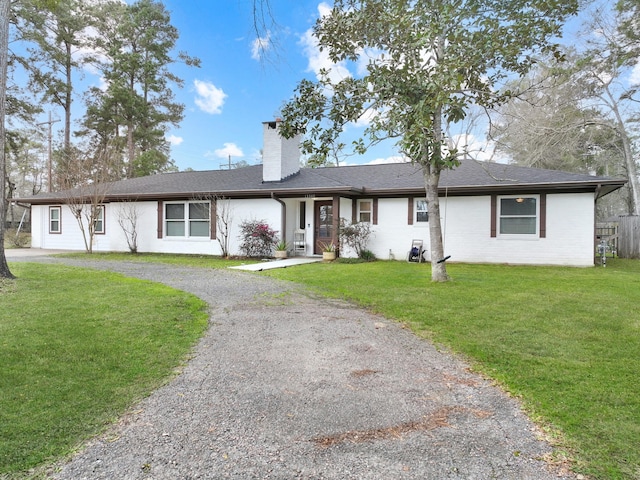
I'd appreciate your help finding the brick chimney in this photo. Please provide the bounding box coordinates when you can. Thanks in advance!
[262,119,301,182]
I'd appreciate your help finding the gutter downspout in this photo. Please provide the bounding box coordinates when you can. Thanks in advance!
[271,193,286,243]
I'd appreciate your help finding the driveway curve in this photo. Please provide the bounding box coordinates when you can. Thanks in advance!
[12,256,574,479]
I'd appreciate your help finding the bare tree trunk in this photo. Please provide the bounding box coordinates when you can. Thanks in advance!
[423,104,449,282]
[607,89,640,215]
[215,196,233,258]
[69,205,90,252]
[424,164,449,282]
[127,125,134,178]
[62,146,115,253]
[64,40,72,151]
[0,0,15,279]
[117,201,139,253]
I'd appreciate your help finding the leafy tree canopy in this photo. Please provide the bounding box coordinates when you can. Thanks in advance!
[81,0,200,179]
[279,0,579,281]
[281,0,578,165]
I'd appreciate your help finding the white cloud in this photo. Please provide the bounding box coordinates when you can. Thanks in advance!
[450,133,496,162]
[367,156,410,165]
[96,75,109,92]
[251,31,271,60]
[166,134,183,146]
[351,108,380,128]
[356,47,385,76]
[301,3,351,83]
[213,143,244,159]
[630,61,640,86]
[194,80,227,114]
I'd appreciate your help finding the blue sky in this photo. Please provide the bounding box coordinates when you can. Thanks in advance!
[29,0,622,172]
[154,0,610,172]
[156,0,328,171]
[131,0,407,172]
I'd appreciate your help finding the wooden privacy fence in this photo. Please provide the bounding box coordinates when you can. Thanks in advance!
[618,215,640,259]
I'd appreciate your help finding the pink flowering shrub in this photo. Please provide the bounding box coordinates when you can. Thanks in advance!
[238,219,278,257]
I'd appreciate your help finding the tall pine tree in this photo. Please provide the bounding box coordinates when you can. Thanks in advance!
[83,0,199,179]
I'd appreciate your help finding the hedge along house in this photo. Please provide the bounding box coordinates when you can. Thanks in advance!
[19,120,626,266]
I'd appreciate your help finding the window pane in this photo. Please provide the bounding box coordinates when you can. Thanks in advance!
[189,221,209,237]
[359,212,371,223]
[500,217,536,234]
[299,201,306,230]
[416,212,429,222]
[319,225,332,237]
[94,207,104,233]
[50,208,61,232]
[189,202,209,220]
[501,198,536,216]
[166,221,185,236]
[166,204,184,220]
[319,205,332,237]
[359,200,372,223]
[416,200,428,211]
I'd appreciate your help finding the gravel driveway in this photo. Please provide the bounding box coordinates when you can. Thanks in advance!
[11,255,574,479]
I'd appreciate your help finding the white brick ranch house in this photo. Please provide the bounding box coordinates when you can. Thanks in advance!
[19,120,626,266]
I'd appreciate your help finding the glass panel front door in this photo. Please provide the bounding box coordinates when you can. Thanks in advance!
[314,201,333,254]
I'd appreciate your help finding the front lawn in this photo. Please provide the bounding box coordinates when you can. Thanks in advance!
[265,259,640,480]
[2,254,638,479]
[0,263,208,477]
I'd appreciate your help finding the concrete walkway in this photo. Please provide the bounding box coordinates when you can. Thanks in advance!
[4,248,76,258]
[229,257,323,271]
[5,249,322,272]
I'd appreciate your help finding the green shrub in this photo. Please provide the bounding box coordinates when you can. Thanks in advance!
[358,249,377,262]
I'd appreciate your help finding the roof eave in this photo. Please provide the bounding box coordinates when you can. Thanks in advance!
[16,179,626,204]
[16,186,365,204]
[362,179,627,197]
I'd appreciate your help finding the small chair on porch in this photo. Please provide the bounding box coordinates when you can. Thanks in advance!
[293,230,306,256]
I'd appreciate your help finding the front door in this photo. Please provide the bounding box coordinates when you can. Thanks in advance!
[314,200,333,254]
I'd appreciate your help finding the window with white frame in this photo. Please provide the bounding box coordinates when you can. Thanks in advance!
[49,206,61,234]
[93,205,105,234]
[165,201,210,237]
[499,196,538,235]
[358,200,372,223]
[416,199,429,223]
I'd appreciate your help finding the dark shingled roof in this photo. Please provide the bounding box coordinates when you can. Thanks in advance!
[18,159,626,204]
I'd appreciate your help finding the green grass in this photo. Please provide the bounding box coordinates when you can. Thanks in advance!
[264,259,640,480]
[2,252,639,479]
[0,263,208,478]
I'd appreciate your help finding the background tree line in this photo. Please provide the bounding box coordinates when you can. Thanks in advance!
[490,1,640,218]
[5,0,198,199]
